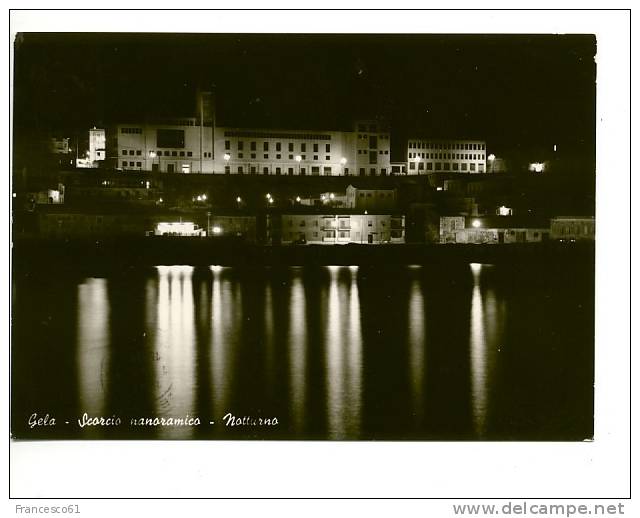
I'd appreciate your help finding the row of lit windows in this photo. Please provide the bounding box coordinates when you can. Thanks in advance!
[287,219,386,228]
[231,153,338,161]
[409,141,485,150]
[358,134,389,140]
[225,141,333,153]
[220,166,387,176]
[358,149,389,155]
[122,149,214,158]
[409,152,485,160]
[120,128,142,134]
[409,161,482,172]
[224,131,331,140]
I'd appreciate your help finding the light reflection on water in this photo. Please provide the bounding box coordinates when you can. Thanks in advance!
[209,265,236,422]
[288,270,307,433]
[325,266,362,439]
[76,278,110,422]
[408,271,425,426]
[153,266,196,438]
[13,262,589,440]
[469,263,502,438]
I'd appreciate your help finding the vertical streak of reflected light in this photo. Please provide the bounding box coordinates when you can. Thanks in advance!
[346,266,362,437]
[325,266,344,439]
[408,276,425,425]
[264,281,275,398]
[77,278,110,418]
[153,266,196,439]
[288,271,307,433]
[469,263,490,438]
[210,266,236,421]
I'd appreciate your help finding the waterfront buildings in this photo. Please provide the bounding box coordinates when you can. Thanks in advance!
[406,138,487,175]
[440,215,550,244]
[550,216,595,241]
[345,184,397,210]
[278,212,405,244]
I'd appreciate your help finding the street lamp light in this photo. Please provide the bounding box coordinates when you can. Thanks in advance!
[413,155,422,175]
[488,154,496,173]
[295,155,302,175]
[472,219,482,228]
[340,157,347,176]
[223,153,231,174]
[149,151,158,171]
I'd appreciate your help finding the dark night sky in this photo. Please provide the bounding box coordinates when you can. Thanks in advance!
[13,33,596,161]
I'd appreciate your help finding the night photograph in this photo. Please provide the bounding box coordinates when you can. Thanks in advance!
[8,7,637,512]
[12,28,598,445]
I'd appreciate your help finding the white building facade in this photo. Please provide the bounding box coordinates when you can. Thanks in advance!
[214,120,391,177]
[89,128,106,163]
[407,138,487,175]
[280,213,404,244]
[113,118,214,173]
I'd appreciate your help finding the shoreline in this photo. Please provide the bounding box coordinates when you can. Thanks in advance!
[12,238,595,272]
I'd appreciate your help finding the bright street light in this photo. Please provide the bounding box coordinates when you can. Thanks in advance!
[472,219,482,228]
[295,196,301,203]
[236,196,242,203]
[340,157,347,165]
[488,154,496,161]
[223,153,231,161]
[295,155,302,162]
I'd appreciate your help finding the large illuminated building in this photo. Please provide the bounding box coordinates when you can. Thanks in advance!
[104,92,495,177]
[406,138,487,174]
[106,91,391,176]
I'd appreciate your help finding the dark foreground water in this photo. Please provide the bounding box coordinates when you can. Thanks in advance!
[12,262,594,440]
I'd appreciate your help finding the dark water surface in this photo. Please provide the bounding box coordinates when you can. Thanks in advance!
[11,262,594,440]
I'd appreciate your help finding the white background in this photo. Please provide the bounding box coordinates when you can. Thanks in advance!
[3,6,633,515]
